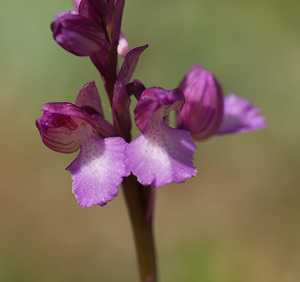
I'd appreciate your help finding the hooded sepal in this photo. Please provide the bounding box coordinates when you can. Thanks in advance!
[75,81,104,116]
[36,102,100,153]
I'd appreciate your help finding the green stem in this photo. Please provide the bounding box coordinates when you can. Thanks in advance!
[122,175,157,282]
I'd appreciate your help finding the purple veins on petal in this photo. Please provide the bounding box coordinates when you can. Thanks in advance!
[217,93,267,135]
[67,136,128,207]
[36,84,129,208]
[36,103,99,153]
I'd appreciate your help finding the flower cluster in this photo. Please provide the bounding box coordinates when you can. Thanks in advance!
[36,0,266,208]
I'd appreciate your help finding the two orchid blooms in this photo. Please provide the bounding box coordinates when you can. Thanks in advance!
[36,0,266,208]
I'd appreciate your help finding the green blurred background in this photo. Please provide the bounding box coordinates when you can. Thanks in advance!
[1,0,299,281]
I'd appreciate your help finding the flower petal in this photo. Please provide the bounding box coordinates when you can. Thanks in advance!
[75,81,104,116]
[112,45,148,141]
[177,65,224,141]
[72,0,81,12]
[118,32,130,57]
[134,87,184,133]
[66,136,127,207]
[84,0,109,23]
[36,103,100,153]
[217,94,266,134]
[127,121,197,188]
[42,102,100,132]
[109,0,125,50]
[51,13,106,56]
[128,87,196,187]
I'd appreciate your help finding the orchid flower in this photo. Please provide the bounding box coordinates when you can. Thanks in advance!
[127,87,197,187]
[36,82,127,208]
[177,65,266,140]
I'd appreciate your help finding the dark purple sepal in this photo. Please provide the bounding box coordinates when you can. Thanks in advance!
[135,87,184,133]
[51,12,106,56]
[91,114,116,138]
[75,81,104,116]
[118,45,148,84]
[78,0,100,23]
[112,45,148,141]
[87,0,109,24]
[74,81,115,137]
[108,0,125,50]
[126,80,146,100]
[90,51,115,90]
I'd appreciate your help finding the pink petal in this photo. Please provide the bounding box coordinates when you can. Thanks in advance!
[66,136,127,207]
[217,94,266,134]
[117,32,130,57]
[127,121,197,188]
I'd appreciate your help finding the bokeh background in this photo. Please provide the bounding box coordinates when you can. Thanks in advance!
[1,0,299,281]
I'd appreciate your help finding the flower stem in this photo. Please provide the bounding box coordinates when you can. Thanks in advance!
[122,175,157,282]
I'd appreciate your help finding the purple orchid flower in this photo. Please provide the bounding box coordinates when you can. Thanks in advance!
[36,82,128,208]
[177,65,266,140]
[127,87,197,187]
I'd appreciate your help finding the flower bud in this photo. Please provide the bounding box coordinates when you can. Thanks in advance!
[51,12,106,56]
[177,65,224,141]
